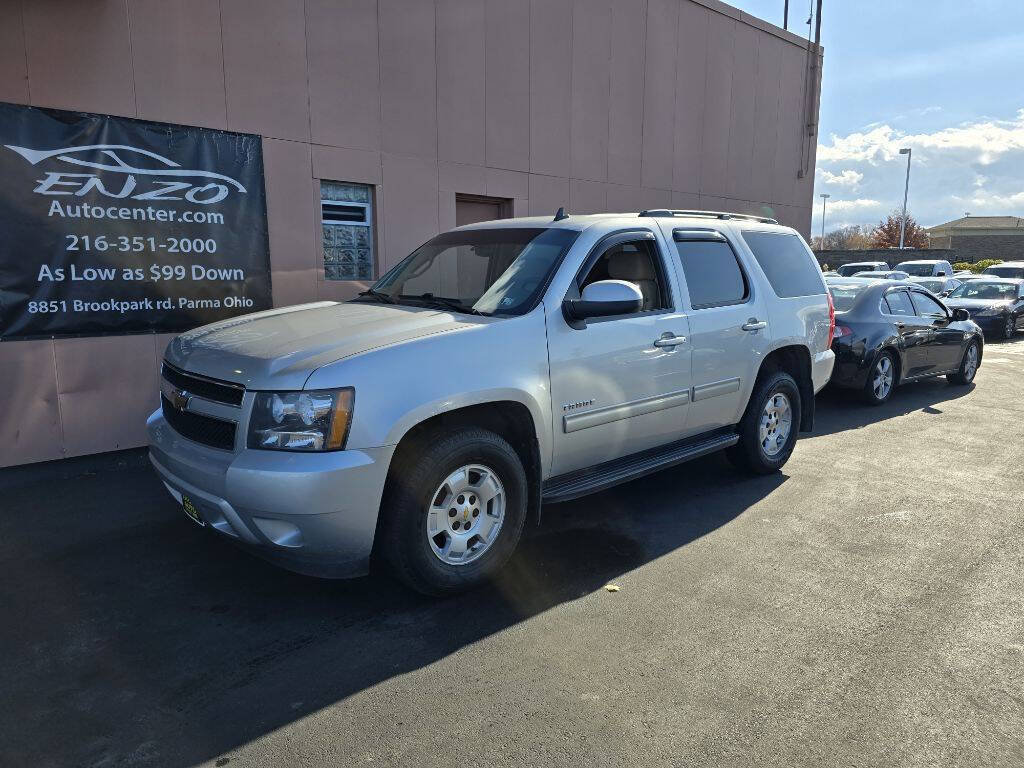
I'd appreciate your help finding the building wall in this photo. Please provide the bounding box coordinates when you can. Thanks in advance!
[928,235,1024,263]
[0,0,820,468]
[813,249,957,270]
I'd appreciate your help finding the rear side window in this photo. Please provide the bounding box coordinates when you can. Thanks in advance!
[742,232,825,298]
[882,290,915,316]
[675,239,748,309]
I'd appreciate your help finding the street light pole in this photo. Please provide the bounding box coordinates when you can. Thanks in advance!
[898,147,912,249]
[820,193,830,247]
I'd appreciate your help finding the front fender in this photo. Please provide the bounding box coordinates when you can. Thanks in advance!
[304,309,554,477]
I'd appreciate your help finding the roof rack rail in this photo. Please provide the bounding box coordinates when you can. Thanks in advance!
[638,209,779,225]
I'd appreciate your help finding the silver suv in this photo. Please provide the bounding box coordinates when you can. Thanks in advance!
[148,210,835,594]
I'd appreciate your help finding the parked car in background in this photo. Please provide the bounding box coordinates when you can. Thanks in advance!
[822,270,839,277]
[895,259,954,277]
[826,277,983,404]
[943,278,1024,339]
[853,270,911,281]
[953,270,974,278]
[982,261,1024,279]
[149,210,836,594]
[836,261,889,277]
[908,276,962,296]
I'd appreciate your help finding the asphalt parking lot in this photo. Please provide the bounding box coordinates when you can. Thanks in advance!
[4,339,1024,768]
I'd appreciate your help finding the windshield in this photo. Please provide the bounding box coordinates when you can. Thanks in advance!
[897,263,935,276]
[984,266,1024,278]
[360,227,579,316]
[837,263,878,276]
[828,282,871,311]
[949,281,1019,300]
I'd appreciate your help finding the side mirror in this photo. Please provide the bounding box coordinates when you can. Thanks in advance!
[952,308,970,321]
[936,271,947,276]
[564,280,643,325]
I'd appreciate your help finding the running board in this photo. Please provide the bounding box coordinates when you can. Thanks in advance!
[542,431,739,504]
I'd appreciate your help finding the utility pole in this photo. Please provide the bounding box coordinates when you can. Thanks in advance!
[820,194,830,247]
[784,0,789,29]
[898,148,912,249]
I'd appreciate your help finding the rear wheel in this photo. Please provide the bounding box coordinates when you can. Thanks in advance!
[862,351,896,406]
[727,371,801,474]
[948,340,980,385]
[378,427,527,596]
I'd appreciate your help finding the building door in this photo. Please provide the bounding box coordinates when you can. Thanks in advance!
[455,194,511,226]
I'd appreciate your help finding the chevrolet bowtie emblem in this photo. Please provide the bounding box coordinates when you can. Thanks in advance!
[161,379,191,411]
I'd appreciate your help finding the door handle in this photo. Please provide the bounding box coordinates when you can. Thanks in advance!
[741,319,767,331]
[653,333,685,348]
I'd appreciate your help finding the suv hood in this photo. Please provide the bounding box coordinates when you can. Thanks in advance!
[164,301,480,390]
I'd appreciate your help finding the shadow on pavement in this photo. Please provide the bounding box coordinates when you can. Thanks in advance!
[1,448,782,768]
[812,377,976,436]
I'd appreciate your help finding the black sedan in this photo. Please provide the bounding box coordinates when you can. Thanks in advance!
[942,278,1024,339]
[825,278,984,405]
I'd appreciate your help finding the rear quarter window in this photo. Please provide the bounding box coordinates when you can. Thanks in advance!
[742,232,826,298]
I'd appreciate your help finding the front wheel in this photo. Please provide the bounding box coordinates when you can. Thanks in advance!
[378,427,527,596]
[727,371,801,475]
[1001,314,1017,340]
[948,340,980,385]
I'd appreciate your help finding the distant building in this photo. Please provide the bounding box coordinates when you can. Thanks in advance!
[926,216,1024,262]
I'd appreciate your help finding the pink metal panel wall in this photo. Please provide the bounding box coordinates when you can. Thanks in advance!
[129,0,228,129]
[0,0,820,467]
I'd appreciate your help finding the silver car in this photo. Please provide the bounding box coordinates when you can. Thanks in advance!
[149,210,835,594]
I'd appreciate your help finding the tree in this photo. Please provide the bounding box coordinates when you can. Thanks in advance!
[814,224,872,251]
[869,211,929,249]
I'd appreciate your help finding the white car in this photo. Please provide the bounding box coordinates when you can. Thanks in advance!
[149,209,835,594]
[895,259,954,277]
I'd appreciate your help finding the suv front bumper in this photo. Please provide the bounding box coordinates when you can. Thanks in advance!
[147,409,395,578]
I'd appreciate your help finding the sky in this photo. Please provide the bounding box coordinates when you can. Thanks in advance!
[726,0,1024,234]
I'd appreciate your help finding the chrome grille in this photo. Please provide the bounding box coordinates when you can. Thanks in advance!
[161,362,244,406]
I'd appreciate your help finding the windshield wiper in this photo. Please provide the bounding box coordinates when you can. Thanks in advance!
[401,293,484,316]
[354,288,397,304]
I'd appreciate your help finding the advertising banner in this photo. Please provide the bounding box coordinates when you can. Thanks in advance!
[0,102,272,340]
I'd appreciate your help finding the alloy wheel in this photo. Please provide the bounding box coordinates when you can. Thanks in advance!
[964,344,979,381]
[872,356,894,401]
[759,393,792,457]
[426,464,506,566]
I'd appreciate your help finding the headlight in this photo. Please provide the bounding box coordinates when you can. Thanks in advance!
[248,388,354,451]
[975,307,1005,317]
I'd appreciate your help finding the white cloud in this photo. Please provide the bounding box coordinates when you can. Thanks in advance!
[813,108,1024,231]
[819,169,864,188]
[824,198,883,214]
[818,109,1024,166]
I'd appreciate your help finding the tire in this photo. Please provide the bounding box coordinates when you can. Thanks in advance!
[378,427,527,596]
[1001,314,1016,340]
[862,351,897,406]
[727,370,801,475]
[948,340,980,385]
